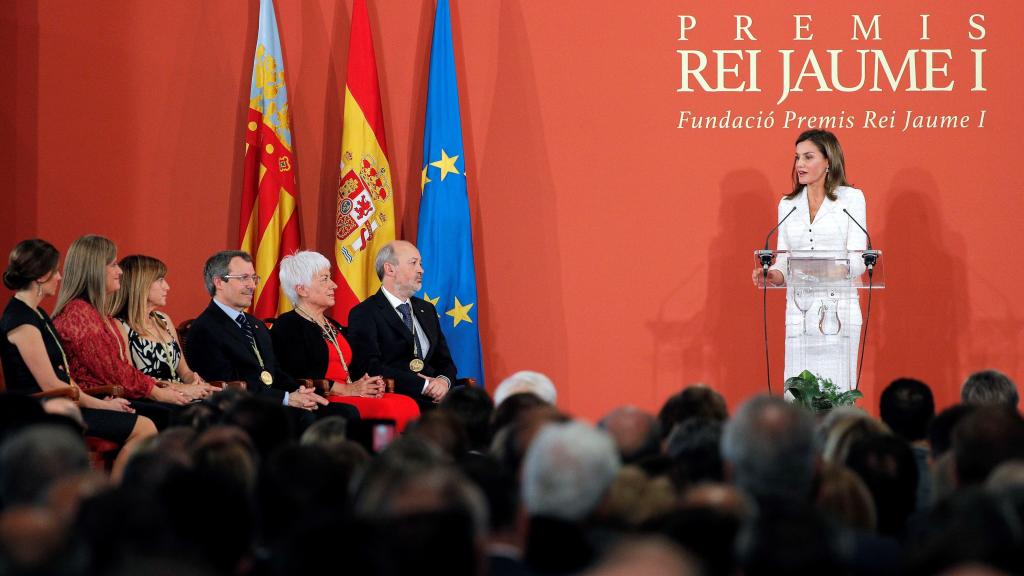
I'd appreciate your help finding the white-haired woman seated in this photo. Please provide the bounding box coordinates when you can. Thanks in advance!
[272,250,419,431]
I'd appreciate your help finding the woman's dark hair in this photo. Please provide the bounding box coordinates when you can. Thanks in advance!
[786,129,850,202]
[3,239,60,291]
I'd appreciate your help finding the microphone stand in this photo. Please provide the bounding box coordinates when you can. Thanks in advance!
[843,208,878,392]
[758,207,797,396]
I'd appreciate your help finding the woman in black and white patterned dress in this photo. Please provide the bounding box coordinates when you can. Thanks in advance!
[113,255,216,400]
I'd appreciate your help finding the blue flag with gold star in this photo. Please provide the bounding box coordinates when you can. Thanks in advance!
[417,0,484,386]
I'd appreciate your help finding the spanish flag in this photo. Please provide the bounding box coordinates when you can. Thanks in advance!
[333,0,395,323]
[240,0,300,318]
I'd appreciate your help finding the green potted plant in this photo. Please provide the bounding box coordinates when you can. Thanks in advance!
[784,370,863,413]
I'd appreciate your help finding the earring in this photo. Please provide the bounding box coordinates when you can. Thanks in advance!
[36,282,43,297]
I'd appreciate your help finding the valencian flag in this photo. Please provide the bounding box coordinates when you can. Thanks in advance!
[240,0,300,318]
[333,0,396,322]
[417,0,484,385]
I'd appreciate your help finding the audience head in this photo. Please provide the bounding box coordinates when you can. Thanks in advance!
[374,240,422,300]
[880,377,935,443]
[278,250,334,309]
[203,250,255,310]
[814,462,877,532]
[986,460,1024,491]
[353,462,488,576]
[459,455,519,535]
[0,425,89,509]
[258,444,360,546]
[905,487,1024,575]
[112,254,168,331]
[953,406,1024,487]
[644,489,747,576]
[41,397,86,430]
[585,537,701,576]
[354,435,448,513]
[929,403,977,459]
[658,384,728,441]
[54,234,119,316]
[599,406,661,464]
[222,396,294,459]
[490,404,569,477]
[521,420,621,522]
[819,407,891,464]
[406,410,469,461]
[494,370,557,407]
[603,466,677,528]
[490,391,547,437]
[190,425,258,496]
[119,427,196,492]
[299,415,348,448]
[440,385,494,452]
[845,433,918,537]
[961,369,1019,409]
[3,238,60,294]
[721,395,815,504]
[666,417,724,490]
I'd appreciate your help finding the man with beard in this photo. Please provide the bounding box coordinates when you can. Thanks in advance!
[348,241,458,412]
[186,251,354,420]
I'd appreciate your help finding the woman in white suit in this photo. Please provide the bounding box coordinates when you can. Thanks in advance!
[752,130,868,390]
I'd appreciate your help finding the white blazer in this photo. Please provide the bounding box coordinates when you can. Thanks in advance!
[770,186,868,325]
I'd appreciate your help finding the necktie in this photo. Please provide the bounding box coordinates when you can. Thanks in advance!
[236,313,254,341]
[397,303,421,358]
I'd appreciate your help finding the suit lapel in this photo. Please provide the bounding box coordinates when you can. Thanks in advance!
[209,301,254,351]
[374,290,415,344]
[816,194,837,223]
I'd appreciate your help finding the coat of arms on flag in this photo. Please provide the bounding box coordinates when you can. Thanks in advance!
[336,154,391,263]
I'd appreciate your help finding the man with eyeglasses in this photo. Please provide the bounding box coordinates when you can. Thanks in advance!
[186,251,359,424]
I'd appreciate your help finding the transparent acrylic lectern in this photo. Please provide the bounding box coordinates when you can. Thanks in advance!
[754,250,885,391]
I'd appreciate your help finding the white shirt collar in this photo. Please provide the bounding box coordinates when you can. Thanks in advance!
[380,286,410,309]
[212,297,244,321]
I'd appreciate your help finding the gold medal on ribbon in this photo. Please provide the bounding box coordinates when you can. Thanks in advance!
[409,358,425,372]
[260,370,274,385]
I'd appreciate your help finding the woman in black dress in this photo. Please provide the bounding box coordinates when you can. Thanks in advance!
[0,239,157,477]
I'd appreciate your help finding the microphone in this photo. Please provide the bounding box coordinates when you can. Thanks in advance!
[842,208,879,271]
[757,206,797,273]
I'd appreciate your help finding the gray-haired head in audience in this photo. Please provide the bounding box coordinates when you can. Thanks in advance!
[521,420,621,522]
[494,370,557,407]
[721,395,815,504]
[961,369,1019,409]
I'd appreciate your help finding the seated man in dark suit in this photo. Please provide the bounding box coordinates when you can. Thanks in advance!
[347,241,457,412]
[186,250,358,422]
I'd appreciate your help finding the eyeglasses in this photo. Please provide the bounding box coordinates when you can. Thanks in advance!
[221,274,261,284]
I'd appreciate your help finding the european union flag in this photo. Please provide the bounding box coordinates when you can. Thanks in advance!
[417,0,484,386]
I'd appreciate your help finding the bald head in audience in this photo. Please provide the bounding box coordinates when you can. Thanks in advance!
[599,406,661,464]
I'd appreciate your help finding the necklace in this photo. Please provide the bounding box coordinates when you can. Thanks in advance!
[103,315,127,362]
[19,298,74,386]
[147,311,180,380]
[295,306,352,384]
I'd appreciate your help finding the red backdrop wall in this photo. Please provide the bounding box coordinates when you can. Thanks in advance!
[2,1,1021,419]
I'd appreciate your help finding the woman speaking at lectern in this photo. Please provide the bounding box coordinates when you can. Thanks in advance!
[751,130,868,390]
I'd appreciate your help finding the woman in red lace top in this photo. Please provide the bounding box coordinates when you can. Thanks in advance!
[53,235,190,413]
[271,251,420,431]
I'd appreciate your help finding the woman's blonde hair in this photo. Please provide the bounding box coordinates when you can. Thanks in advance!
[54,235,118,317]
[112,255,168,334]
